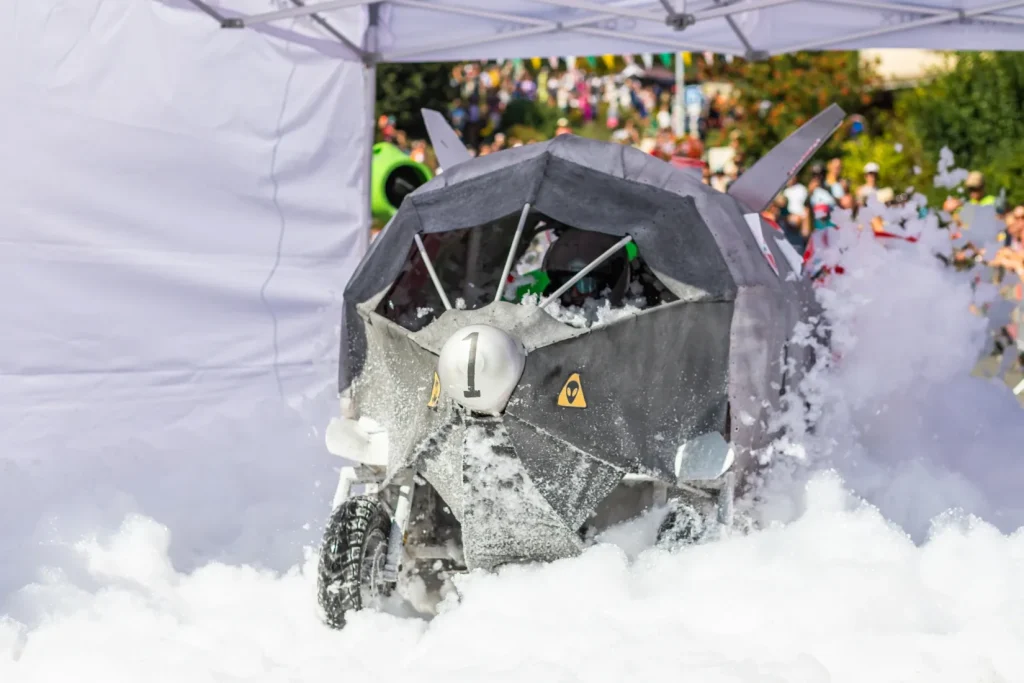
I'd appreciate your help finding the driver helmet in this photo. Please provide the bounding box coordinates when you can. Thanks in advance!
[542,228,632,305]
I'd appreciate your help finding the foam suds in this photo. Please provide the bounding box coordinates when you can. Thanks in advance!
[4,178,1024,682]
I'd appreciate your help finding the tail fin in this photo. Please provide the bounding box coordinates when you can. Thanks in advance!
[421,108,472,171]
[726,104,846,214]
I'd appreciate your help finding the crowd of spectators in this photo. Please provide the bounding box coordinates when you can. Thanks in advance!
[376,59,1022,374]
[378,59,743,165]
[380,58,1021,270]
[379,59,1021,253]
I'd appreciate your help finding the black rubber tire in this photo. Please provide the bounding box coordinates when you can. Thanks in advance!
[317,495,394,629]
[656,498,706,547]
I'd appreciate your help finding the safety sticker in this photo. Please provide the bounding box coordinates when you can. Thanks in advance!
[427,372,441,408]
[557,372,587,408]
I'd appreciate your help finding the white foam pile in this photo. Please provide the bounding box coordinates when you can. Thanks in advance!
[519,289,648,329]
[4,202,1024,683]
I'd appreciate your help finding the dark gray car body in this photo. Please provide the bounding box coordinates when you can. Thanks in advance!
[338,106,842,569]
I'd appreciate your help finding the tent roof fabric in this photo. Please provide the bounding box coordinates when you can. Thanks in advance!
[175,0,1024,62]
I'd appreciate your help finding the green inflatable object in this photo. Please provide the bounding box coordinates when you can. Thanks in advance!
[371,142,433,221]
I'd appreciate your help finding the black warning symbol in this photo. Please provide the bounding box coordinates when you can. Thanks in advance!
[557,372,587,408]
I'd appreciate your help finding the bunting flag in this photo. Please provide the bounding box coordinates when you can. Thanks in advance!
[681,51,692,66]
[659,53,673,67]
[640,52,653,69]
[548,56,560,69]
[623,54,635,65]
[703,51,714,64]
[531,57,542,69]
[566,55,576,69]
[601,54,616,69]
[586,55,598,67]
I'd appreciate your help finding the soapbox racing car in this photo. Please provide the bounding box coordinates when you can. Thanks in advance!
[316,106,845,628]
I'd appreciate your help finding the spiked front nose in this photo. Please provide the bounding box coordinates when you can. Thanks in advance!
[437,324,526,415]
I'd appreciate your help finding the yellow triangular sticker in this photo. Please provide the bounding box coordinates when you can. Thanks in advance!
[427,372,441,408]
[557,372,587,408]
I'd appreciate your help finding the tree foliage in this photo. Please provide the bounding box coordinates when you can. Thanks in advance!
[839,129,922,197]
[898,52,1024,206]
[375,62,458,139]
[500,98,564,138]
[705,51,883,164]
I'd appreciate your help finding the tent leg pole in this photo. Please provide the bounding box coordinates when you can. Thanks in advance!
[364,4,380,246]
[339,5,378,396]
[364,59,376,244]
[674,50,685,137]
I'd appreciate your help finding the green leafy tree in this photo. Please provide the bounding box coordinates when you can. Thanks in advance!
[500,97,563,138]
[836,106,933,197]
[984,138,1024,206]
[840,133,919,196]
[706,51,883,165]
[899,52,1024,206]
[375,62,458,139]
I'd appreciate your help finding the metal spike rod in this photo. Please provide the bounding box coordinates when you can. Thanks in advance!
[539,235,634,309]
[493,203,533,304]
[413,233,453,310]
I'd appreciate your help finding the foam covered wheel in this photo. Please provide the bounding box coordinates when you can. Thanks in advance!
[317,495,394,629]
[656,498,705,547]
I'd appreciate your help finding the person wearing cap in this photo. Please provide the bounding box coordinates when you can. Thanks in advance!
[945,171,1006,271]
[555,118,572,136]
[856,162,880,205]
[806,163,837,233]
[943,171,1000,253]
[965,171,996,206]
[943,170,997,216]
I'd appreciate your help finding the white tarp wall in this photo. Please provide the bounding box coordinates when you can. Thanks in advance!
[4,0,1023,598]
[0,1,369,595]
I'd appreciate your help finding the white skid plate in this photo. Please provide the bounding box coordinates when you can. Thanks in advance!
[325,415,389,467]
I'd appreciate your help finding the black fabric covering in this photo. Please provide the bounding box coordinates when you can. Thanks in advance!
[351,314,454,473]
[504,417,629,531]
[341,138,737,389]
[726,104,846,213]
[334,133,830,569]
[505,300,732,481]
[459,420,584,569]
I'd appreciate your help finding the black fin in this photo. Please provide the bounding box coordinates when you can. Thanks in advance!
[421,108,472,171]
[727,104,847,214]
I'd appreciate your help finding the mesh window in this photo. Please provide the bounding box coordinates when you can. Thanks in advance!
[375,210,678,332]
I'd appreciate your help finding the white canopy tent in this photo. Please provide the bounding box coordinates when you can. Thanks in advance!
[183,0,1024,61]
[1,1,1019,592]
[178,0,1024,150]
[177,0,1024,243]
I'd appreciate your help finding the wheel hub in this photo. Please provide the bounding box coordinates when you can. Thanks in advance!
[359,529,390,606]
